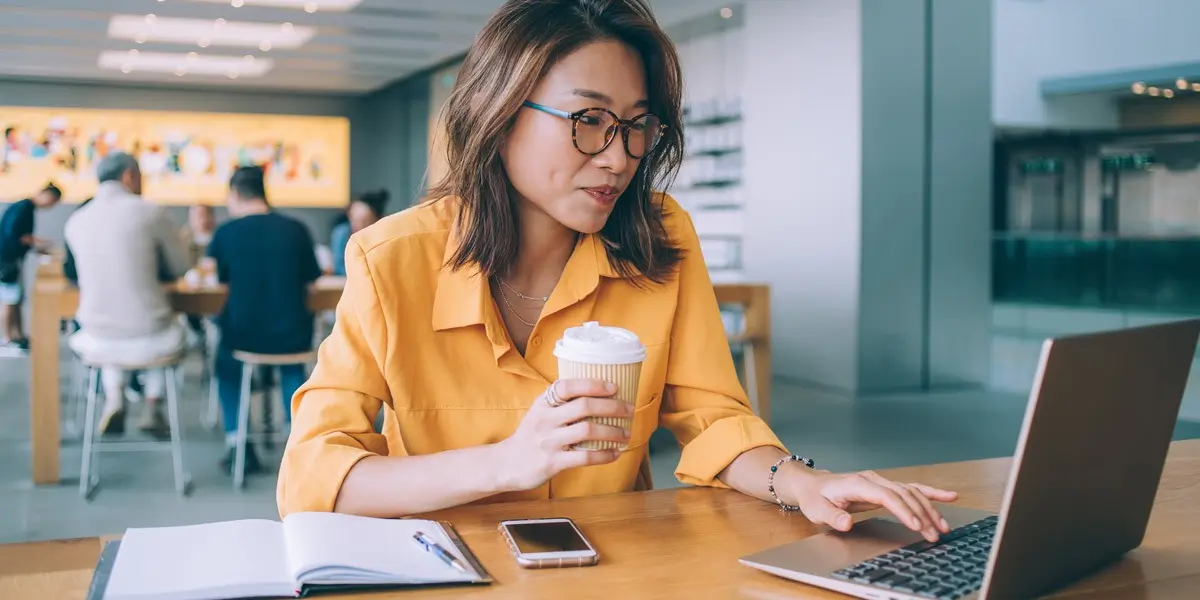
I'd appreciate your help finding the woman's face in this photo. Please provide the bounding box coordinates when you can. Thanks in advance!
[501,39,648,235]
[348,200,379,233]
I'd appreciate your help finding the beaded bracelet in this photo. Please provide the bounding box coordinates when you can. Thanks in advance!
[768,454,816,512]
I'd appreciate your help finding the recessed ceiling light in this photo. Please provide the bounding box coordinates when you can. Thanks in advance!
[305,2,318,12]
[128,48,139,57]
[146,14,157,24]
[1132,82,1146,94]
[99,50,274,77]
[190,0,360,10]
[259,40,272,51]
[281,22,293,32]
[135,33,147,44]
[215,18,226,27]
[232,0,245,6]
[121,64,133,73]
[228,71,240,79]
[187,51,198,60]
[244,54,255,62]
[175,67,187,76]
[109,15,315,49]
[719,7,733,19]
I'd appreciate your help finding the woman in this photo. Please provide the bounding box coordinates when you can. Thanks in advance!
[330,190,386,276]
[280,0,957,542]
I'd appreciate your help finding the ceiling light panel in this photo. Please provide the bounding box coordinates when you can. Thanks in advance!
[99,50,274,77]
[190,0,363,10]
[108,15,315,49]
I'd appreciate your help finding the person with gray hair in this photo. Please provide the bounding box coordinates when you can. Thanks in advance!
[64,152,191,438]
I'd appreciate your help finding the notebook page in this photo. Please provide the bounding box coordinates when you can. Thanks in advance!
[282,512,477,585]
[105,519,295,600]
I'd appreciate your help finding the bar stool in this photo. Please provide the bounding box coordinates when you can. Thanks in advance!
[78,353,191,501]
[200,319,221,431]
[231,350,317,490]
[728,334,760,415]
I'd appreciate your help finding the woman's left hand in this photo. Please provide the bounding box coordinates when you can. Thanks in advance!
[787,469,959,542]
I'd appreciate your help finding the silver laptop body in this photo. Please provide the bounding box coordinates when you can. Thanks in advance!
[740,319,1200,600]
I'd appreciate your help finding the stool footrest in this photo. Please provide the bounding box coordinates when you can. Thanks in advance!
[95,441,180,453]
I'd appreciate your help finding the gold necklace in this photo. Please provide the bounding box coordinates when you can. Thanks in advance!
[496,281,540,327]
[498,278,550,303]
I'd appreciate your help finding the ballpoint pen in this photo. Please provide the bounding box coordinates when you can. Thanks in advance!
[413,531,468,574]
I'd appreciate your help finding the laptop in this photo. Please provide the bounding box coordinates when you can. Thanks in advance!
[740,319,1200,600]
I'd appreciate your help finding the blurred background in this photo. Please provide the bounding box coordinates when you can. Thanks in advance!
[3,0,1200,543]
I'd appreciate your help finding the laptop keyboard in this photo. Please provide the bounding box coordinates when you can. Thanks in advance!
[831,515,997,599]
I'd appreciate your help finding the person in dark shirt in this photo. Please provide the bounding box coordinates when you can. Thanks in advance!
[0,183,62,349]
[208,166,320,473]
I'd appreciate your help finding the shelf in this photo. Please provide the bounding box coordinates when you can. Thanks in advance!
[683,114,742,127]
[687,147,742,158]
[688,179,742,189]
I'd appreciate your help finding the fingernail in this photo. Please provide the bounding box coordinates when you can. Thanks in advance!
[940,518,950,531]
[837,514,852,529]
[605,382,617,393]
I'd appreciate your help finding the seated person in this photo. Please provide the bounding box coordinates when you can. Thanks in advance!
[330,189,386,276]
[65,152,190,438]
[209,166,321,474]
[276,0,956,546]
[0,183,61,350]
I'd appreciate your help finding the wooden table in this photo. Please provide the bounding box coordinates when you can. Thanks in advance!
[4,439,1198,599]
[27,276,346,485]
[26,279,772,485]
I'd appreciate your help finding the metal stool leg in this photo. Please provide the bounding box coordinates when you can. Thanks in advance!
[165,366,191,496]
[202,325,220,430]
[233,360,253,490]
[67,359,88,438]
[79,367,100,499]
[743,343,760,416]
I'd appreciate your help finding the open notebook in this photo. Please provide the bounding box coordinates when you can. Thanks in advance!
[90,513,491,600]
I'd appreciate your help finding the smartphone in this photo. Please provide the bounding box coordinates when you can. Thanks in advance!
[498,518,599,569]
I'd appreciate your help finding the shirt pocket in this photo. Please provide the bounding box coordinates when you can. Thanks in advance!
[634,341,669,410]
[626,391,663,450]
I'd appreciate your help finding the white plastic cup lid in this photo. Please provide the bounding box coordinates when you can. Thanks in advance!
[554,321,646,365]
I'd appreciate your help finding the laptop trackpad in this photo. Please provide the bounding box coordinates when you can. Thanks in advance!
[742,518,926,576]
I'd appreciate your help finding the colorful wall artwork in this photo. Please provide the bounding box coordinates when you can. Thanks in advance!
[0,107,349,207]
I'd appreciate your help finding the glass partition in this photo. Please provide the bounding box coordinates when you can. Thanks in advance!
[995,129,1200,313]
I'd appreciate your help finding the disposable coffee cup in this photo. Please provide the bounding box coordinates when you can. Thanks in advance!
[554,321,646,451]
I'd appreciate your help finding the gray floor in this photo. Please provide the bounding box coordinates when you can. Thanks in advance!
[3,350,1200,545]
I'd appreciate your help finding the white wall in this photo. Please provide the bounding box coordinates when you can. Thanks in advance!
[677,27,745,106]
[993,0,1200,129]
[743,0,863,389]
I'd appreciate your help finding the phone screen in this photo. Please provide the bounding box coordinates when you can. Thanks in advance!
[506,521,591,554]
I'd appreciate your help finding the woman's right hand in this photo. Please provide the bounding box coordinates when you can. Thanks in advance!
[497,379,634,492]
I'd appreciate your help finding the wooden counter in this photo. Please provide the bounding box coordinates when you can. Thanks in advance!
[27,277,345,485]
[4,439,1199,599]
[26,274,772,485]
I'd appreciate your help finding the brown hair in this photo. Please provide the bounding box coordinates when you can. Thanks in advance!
[429,0,685,283]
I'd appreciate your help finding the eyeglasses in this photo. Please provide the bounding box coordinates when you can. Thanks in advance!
[522,100,666,159]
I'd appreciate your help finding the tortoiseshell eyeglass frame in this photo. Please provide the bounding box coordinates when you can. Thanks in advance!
[522,100,668,159]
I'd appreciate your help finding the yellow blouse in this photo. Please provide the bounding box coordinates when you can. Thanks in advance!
[277,195,786,517]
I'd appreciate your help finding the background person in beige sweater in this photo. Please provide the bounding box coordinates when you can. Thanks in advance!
[64,152,190,438]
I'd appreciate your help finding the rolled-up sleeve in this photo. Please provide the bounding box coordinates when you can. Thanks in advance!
[277,237,393,517]
[661,209,787,488]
